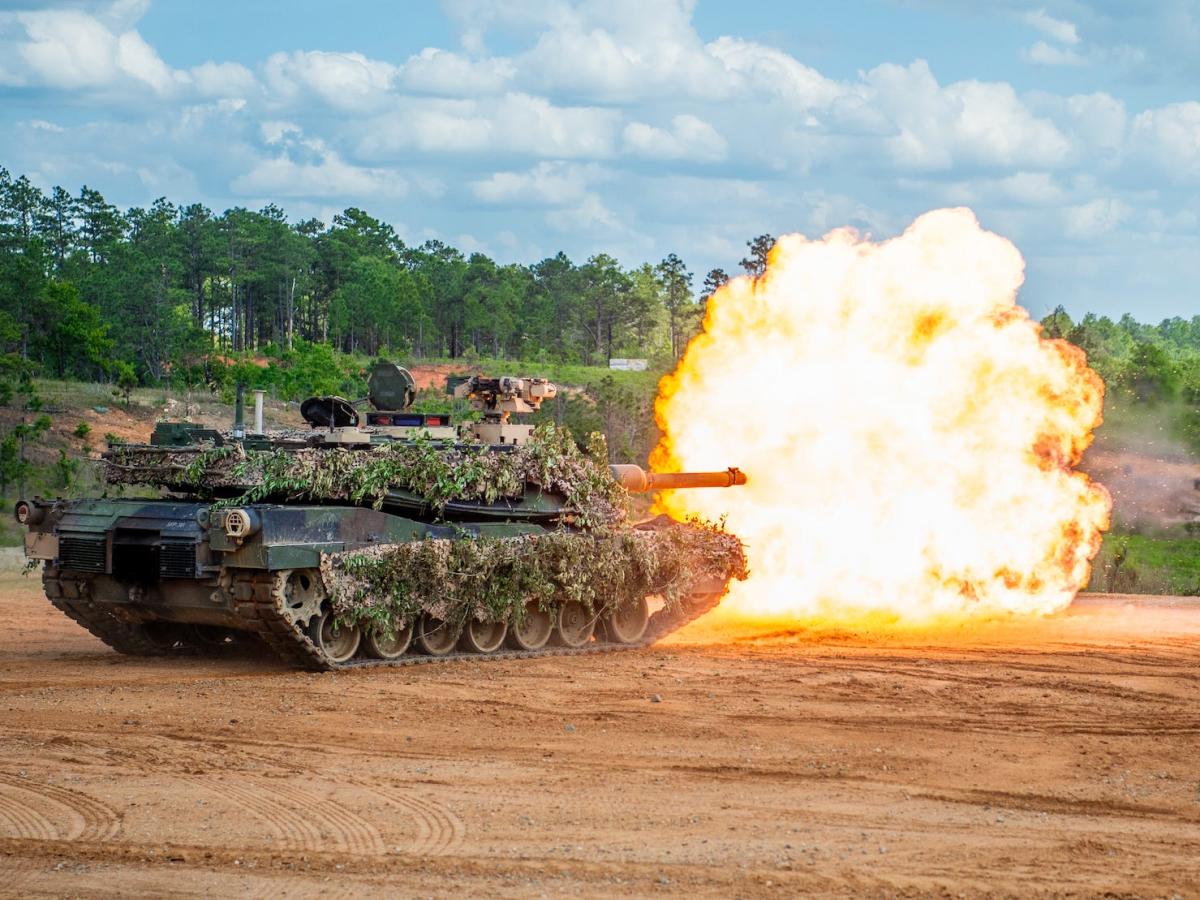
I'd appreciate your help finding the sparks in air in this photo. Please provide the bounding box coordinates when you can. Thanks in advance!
[653,208,1111,628]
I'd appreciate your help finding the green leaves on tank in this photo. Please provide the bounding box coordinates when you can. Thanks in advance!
[106,425,627,526]
[318,519,748,638]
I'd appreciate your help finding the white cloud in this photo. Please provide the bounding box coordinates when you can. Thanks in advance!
[622,114,727,162]
[1022,9,1080,46]
[545,193,620,234]
[0,2,253,100]
[189,60,257,99]
[1131,101,1200,182]
[114,28,176,93]
[398,47,514,96]
[1025,40,1085,66]
[259,120,300,144]
[14,8,125,90]
[706,36,842,109]
[1064,197,1129,239]
[862,61,1071,170]
[518,21,724,101]
[262,50,397,112]
[1061,92,1126,154]
[472,161,596,206]
[1000,171,1065,205]
[23,118,64,133]
[361,93,620,159]
[231,137,407,200]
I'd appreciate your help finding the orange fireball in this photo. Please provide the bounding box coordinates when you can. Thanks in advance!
[653,208,1110,627]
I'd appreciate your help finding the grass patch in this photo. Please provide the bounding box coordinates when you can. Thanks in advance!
[34,378,167,411]
[1087,532,1200,595]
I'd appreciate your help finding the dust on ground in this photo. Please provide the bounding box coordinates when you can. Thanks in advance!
[0,574,1197,898]
[1082,446,1200,531]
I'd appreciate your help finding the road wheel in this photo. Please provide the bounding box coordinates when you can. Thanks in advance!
[553,601,594,648]
[416,612,457,657]
[461,618,507,653]
[364,621,413,660]
[507,601,553,651]
[600,596,650,644]
[307,608,361,663]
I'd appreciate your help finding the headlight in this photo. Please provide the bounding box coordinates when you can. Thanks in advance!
[222,508,260,539]
[13,500,45,526]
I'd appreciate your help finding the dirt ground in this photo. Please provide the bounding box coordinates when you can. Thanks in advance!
[0,577,1198,898]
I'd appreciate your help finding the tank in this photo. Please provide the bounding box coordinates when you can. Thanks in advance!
[15,363,747,670]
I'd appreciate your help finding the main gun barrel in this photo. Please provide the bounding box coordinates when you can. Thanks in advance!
[609,464,746,493]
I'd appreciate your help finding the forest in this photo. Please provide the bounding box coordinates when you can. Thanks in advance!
[1,164,1200,462]
[0,167,771,389]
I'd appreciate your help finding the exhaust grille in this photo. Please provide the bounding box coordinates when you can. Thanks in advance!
[59,535,106,573]
[159,541,197,579]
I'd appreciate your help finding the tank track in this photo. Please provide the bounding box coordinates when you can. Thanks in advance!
[228,569,725,671]
[39,565,725,671]
[41,565,189,657]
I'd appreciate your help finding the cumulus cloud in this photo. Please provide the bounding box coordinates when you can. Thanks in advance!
[5,6,177,93]
[0,0,256,100]
[622,114,727,162]
[398,47,514,96]
[231,132,406,200]
[361,93,620,159]
[1025,40,1085,66]
[1019,8,1086,68]
[262,50,396,112]
[189,61,257,99]
[1022,9,1080,46]
[1064,197,1130,239]
[1000,171,1066,205]
[706,36,842,109]
[1130,101,1200,183]
[472,161,597,206]
[861,61,1071,170]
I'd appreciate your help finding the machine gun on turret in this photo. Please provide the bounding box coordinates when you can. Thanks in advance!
[452,374,557,445]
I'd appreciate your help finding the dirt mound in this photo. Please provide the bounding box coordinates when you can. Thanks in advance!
[408,363,472,392]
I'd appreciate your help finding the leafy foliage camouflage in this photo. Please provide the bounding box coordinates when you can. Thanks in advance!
[318,519,748,635]
[104,424,628,526]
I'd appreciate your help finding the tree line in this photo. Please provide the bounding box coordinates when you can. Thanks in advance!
[0,166,779,389]
[5,165,1199,453]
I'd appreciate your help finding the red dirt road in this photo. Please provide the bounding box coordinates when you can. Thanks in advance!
[0,575,1198,898]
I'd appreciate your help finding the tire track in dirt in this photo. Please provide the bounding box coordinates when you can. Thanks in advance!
[0,772,120,841]
[387,792,464,856]
[908,787,1189,820]
[350,779,465,856]
[193,776,386,856]
[255,778,385,856]
[0,855,40,897]
[0,788,56,840]
[196,778,324,851]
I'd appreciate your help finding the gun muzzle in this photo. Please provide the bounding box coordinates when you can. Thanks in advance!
[609,465,746,493]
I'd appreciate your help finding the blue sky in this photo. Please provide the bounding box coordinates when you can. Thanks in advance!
[1,0,1198,320]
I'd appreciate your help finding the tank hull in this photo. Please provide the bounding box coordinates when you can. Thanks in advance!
[24,498,744,670]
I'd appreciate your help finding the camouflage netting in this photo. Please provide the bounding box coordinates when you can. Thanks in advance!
[319,520,748,635]
[104,424,626,526]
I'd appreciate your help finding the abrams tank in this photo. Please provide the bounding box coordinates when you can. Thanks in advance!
[15,363,747,671]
